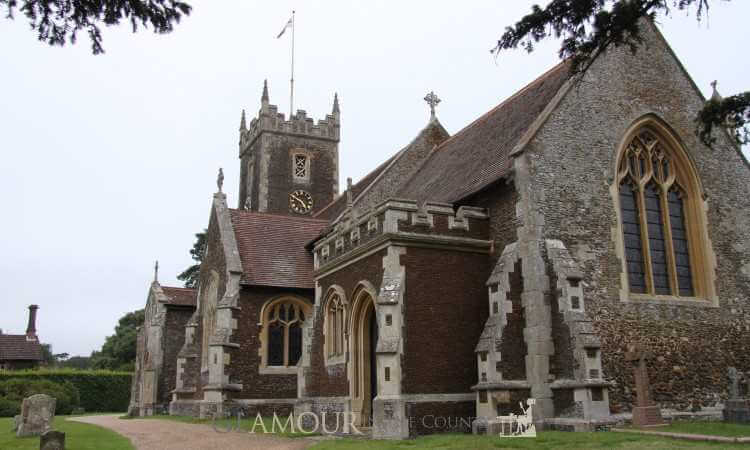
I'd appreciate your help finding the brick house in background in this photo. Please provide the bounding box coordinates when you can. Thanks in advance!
[130,21,750,438]
[0,305,43,370]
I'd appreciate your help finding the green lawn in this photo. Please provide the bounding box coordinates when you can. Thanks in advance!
[633,421,750,437]
[309,430,749,449]
[0,416,133,450]
[131,413,315,438]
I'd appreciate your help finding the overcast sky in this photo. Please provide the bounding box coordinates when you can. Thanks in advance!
[1,1,748,357]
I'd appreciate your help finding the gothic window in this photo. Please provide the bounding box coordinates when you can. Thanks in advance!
[293,153,309,181]
[616,127,706,298]
[325,292,346,361]
[262,298,310,368]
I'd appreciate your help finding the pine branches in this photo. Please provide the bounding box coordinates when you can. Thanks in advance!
[1,0,191,54]
[493,0,748,147]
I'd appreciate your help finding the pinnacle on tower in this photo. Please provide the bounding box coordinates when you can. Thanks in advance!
[332,92,340,116]
[239,109,247,131]
[346,177,353,207]
[262,79,269,103]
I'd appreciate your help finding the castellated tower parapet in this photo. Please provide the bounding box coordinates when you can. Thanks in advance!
[239,81,340,158]
[237,80,340,216]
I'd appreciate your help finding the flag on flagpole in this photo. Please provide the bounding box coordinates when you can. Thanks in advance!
[277,17,293,38]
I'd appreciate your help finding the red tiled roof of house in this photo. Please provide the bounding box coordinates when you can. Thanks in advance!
[0,334,43,361]
[229,210,328,289]
[398,61,572,202]
[161,286,197,307]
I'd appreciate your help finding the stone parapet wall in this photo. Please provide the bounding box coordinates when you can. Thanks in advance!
[314,199,489,273]
[241,106,339,156]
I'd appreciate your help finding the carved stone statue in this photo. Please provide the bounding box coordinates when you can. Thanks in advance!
[217,168,224,193]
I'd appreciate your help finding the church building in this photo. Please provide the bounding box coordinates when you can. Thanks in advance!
[130,21,750,438]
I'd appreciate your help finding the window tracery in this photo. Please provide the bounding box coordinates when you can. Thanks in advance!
[325,293,346,360]
[265,301,306,366]
[616,128,698,298]
[260,298,310,370]
[293,154,309,181]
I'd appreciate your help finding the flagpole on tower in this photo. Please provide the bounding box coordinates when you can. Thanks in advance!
[290,10,295,118]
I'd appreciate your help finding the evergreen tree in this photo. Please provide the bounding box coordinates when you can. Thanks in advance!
[90,309,144,371]
[494,0,748,146]
[177,229,207,289]
[1,0,191,54]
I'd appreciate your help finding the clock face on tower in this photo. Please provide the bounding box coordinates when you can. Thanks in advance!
[289,190,313,214]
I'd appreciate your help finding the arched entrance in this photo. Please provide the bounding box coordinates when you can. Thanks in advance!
[349,286,378,427]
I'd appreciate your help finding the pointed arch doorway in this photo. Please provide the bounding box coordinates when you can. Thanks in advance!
[349,285,378,428]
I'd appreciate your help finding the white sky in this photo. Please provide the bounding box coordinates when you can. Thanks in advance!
[1,1,748,357]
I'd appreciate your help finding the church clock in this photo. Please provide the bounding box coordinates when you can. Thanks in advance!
[289,190,313,214]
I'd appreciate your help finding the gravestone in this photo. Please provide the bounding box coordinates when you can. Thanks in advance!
[40,430,66,450]
[16,394,56,437]
[723,367,750,423]
[625,344,663,427]
[12,414,21,431]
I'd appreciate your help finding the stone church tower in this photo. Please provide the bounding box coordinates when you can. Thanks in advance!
[238,80,340,216]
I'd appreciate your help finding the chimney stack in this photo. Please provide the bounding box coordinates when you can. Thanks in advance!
[26,305,39,341]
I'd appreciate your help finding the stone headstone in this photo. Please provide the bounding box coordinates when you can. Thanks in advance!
[723,367,750,423]
[625,344,663,427]
[728,367,740,399]
[16,394,56,437]
[40,430,65,450]
[12,414,21,431]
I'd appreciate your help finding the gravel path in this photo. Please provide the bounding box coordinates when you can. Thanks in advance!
[68,414,317,450]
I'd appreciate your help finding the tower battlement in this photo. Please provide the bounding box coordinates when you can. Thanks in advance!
[239,80,340,157]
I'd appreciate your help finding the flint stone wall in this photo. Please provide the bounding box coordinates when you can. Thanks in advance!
[525,22,750,411]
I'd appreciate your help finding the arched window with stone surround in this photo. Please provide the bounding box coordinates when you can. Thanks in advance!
[614,119,715,301]
[324,290,346,361]
[259,297,311,370]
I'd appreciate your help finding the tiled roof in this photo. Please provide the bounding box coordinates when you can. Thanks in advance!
[398,61,572,202]
[313,154,397,221]
[230,210,328,289]
[0,334,43,361]
[161,286,197,307]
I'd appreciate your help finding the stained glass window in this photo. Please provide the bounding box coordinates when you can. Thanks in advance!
[617,129,695,297]
[326,293,346,359]
[264,300,308,367]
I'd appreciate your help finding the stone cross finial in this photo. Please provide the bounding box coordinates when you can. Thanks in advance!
[424,91,441,119]
[154,260,159,283]
[217,168,224,193]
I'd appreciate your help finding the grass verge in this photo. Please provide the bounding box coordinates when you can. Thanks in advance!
[133,413,316,438]
[631,421,750,437]
[309,430,750,449]
[0,415,133,450]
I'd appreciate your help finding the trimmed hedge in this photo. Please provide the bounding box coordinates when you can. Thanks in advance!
[0,369,132,413]
[0,378,80,415]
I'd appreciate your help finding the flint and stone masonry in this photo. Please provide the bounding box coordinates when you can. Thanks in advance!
[125,19,750,439]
